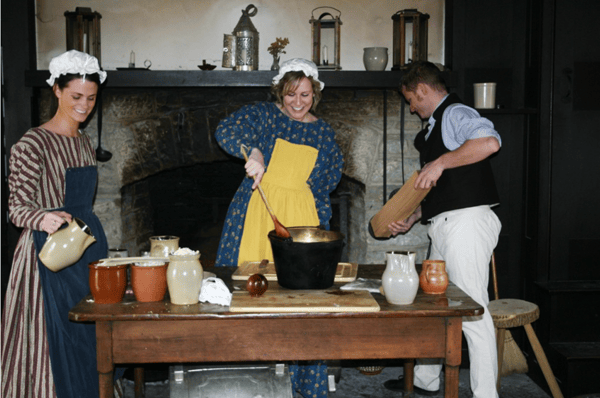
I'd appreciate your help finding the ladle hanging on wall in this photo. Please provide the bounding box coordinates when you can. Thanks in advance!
[95,91,112,162]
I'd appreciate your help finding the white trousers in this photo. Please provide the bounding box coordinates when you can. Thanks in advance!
[413,205,501,398]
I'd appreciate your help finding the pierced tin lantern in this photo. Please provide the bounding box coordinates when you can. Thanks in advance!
[310,7,342,70]
[64,7,102,63]
[222,4,260,71]
[391,9,429,70]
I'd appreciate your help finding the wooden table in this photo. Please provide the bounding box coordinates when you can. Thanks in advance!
[69,265,483,398]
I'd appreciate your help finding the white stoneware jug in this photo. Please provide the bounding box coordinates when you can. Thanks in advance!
[39,217,96,272]
[167,253,203,305]
[381,251,419,305]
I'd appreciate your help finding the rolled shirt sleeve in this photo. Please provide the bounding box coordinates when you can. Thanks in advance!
[441,104,502,151]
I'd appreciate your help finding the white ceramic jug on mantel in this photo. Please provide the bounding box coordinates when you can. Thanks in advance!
[382,251,419,305]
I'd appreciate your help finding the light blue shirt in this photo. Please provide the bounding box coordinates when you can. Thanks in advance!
[426,95,502,151]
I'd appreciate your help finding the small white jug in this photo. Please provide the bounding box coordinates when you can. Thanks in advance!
[381,251,419,305]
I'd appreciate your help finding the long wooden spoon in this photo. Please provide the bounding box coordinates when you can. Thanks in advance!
[240,145,291,239]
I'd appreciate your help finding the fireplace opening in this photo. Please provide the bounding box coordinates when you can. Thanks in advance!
[123,160,351,266]
[147,160,245,266]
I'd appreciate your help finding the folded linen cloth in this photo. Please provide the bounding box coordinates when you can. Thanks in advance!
[340,278,382,293]
[199,277,232,306]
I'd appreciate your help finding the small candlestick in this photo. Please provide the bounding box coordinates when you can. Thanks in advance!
[129,51,135,68]
[322,45,329,65]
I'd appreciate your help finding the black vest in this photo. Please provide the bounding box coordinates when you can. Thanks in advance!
[414,93,499,222]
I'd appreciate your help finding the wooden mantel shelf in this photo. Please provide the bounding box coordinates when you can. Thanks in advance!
[25,69,456,89]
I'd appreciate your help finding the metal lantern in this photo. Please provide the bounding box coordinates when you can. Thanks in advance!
[391,9,429,70]
[222,4,259,71]
[310,7,342,70]
[64,7,102,63]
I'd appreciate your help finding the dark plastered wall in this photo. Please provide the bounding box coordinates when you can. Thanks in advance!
[1,0,36,302]
[446,0,533,301]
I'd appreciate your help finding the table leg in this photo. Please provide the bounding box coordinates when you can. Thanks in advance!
[444,317,463,398]
[403,358,415,395]
[134,367,145,398]
[496,328,506,391]
[96,321,115,398]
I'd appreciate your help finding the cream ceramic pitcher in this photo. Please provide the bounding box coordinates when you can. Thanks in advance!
[381,251,419,305]
[39,217,96,272]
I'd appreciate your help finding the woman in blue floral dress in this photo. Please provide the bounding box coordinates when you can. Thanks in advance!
[215,59,343,269]
[215,59,343,398]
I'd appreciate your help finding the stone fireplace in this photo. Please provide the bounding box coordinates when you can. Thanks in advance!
[39,86,430,265]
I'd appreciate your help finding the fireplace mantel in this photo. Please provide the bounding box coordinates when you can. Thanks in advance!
[25,70,456,89]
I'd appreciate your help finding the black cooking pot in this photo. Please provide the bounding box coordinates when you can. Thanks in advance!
[268,226,345,290]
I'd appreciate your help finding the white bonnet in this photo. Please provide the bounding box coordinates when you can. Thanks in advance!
[46,50,107,86]
[272,58,325,90]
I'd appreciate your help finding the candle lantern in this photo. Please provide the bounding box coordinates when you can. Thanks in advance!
[309,7,342,70]
[222,4,260,71]
[64,7,102,63]
[391,9,429,70]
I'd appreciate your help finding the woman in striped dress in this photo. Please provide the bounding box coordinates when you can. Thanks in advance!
[1,50,110,398]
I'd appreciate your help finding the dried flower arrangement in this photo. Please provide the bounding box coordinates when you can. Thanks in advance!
[267,37,290,57]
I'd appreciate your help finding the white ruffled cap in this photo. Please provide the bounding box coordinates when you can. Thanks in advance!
[46,50,107,86]
[272,58,325,90]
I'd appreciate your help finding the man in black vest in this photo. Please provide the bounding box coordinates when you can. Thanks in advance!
[388,61,502,398]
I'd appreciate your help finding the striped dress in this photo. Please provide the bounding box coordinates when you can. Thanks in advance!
[2,128,97,398]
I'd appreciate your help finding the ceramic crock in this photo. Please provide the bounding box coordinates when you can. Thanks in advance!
[381,251,419,305]
[363,47,388,71]
[131,261,169,302]
[39,217,96,272]
[167,253,203,305]
[88,261,128,304]
[150,235,180,258]
[420,259,449,294]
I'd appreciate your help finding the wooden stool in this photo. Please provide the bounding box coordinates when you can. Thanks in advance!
[488,253,564,398]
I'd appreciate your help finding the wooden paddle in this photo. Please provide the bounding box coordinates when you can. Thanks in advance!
[240,145,291,239]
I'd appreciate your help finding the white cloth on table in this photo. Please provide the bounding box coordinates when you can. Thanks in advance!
[340,278,382,293]
[199,277,232,306]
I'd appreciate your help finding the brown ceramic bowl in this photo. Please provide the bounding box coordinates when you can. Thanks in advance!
[131,261,168,302]
[88,261,128,304]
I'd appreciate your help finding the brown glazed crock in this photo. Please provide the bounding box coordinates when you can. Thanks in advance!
[131,262,168,302]
[88,261,128,304]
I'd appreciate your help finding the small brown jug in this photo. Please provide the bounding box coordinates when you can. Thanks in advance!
[419,260,449,295]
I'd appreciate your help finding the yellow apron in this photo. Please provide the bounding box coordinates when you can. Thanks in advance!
[237,138,319,265]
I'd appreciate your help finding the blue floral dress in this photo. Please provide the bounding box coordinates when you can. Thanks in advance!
[215,102,343,397]
[215,101,343,268]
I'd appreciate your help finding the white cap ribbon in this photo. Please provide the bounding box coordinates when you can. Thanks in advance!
[272,58,324,90]
[46,50,107,86]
